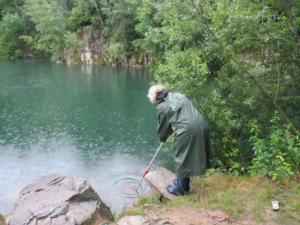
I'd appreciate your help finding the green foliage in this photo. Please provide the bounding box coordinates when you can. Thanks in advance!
[64,31,84,50]
[137,195,161,206]
[68,0,141,58]
[68,0,107,30]
[69,11,92,30]
[249,112,300,180]
[0,0,25,16]
[0,12,25,58]
[19,35,46,56]
[101,0,141,57]
[106,42,124,61]
[25,0,70,61]
[69,0,94,29]
[134,0,300,176]
[0,0,39,58]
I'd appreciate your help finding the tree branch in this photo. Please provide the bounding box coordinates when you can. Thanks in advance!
[190,84,214,126]
[221,77,249,89]
[92,0,104,31]
[270,50,281,103]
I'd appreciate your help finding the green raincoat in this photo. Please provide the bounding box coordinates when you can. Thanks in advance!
[156,92,214,179]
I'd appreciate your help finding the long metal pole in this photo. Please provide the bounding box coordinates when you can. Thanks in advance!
[135,142,164,191]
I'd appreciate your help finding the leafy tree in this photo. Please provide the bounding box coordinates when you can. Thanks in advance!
[100,0,141,57]
[0,0,36,58]
[68,0,105,30]
[250,113,300,179]
[0,13,25,58]
[134,0,300,176]
[0,0,25,18]
[24,0,71,61]
[69,0,94,29]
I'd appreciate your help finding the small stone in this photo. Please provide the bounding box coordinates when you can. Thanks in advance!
[117,216,150,225]
[143,204,151,208]
[143,204,162,209]
[152,216,161,222]
[157,221,172,225]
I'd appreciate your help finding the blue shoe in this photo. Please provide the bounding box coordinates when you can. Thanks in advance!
[166,185,180,196]
[173,179,178,185]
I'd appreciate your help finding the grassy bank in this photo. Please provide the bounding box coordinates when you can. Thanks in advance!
[125,173,300,224]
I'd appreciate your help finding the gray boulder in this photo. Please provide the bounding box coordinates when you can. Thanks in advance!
[82,33,93,44]
[10,173,114,225]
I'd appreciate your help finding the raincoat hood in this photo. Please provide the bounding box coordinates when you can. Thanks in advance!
[156,89,169,104]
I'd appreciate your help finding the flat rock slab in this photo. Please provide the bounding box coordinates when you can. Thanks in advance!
[144,167,196,201]
[144,167,177,201]
[117,216,150,225]
[10,173,114,225]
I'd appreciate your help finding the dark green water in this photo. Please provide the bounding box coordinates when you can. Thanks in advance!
[0,59,174,214]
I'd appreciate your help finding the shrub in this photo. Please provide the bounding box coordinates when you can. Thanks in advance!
[249,112,300,180]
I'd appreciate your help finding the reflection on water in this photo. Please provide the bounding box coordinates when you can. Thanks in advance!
[0,59,175,214]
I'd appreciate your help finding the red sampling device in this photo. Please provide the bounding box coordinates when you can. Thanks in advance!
[125,142,164,194]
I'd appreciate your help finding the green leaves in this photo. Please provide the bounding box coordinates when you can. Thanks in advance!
[25,0,69,60]
[249,113,300,179]
[0,12,25,58]
[64,31,84,49]
[133,0,300,175]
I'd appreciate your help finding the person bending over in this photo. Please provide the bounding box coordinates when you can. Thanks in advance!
[147,85,214,196]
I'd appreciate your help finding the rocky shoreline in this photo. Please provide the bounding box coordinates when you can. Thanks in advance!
[0,167,181,225]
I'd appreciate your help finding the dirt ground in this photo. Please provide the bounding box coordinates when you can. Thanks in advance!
[144,206,233,225]
[144,206,282,225]
[113,205,280,225]
[2,205,283,225]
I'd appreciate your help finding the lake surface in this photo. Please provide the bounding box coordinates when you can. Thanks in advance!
[0,59,175,215]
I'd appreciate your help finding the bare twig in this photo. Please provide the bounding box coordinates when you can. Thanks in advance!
[92,0,104,31]
[190,84,214,126]
[270,51,281,103]
[221,77,249,89]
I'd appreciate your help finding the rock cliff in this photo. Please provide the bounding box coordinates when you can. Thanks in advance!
[64,28,152,67]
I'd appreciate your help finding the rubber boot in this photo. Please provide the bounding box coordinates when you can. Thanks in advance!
[167,179,186,196]
[177,179,185,195]
[173,179,178,185]
[166,185,181,196]
[185,177,190,192]
[173,178,190,192]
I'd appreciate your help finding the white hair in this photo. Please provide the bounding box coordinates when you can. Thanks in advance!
[147,85,165,103]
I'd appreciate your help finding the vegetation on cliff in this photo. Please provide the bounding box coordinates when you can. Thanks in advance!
[0,0,300,180]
